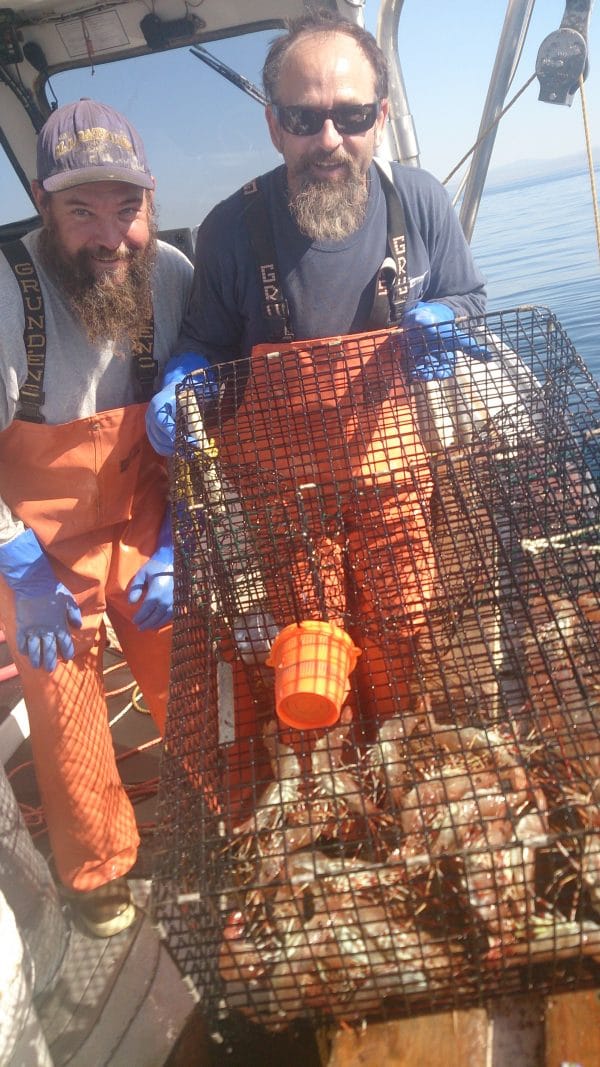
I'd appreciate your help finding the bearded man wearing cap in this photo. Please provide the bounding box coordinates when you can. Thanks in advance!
[0,100,193,937]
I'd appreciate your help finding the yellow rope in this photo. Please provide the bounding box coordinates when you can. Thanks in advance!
[579,73,600,264]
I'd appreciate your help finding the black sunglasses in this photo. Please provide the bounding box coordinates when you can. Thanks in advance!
[273,102,380,137]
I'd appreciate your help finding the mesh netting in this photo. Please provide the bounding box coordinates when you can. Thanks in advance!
[153,307,600,1033]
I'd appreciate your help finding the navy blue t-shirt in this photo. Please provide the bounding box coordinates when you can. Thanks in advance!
[177,161,486,366]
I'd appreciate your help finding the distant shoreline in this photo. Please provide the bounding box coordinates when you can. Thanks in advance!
[486,151,598,192]
[446,151,599,197]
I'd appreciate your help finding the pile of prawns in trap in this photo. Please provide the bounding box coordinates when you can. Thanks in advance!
[218,688,600,1025]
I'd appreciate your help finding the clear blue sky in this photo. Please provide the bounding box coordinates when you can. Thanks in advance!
[1,1,598,228]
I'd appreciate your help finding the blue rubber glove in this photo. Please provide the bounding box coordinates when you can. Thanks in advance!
[128,507,174,631]
[0,528,82,672]
[146,352,218,457]
[402,301,492,381]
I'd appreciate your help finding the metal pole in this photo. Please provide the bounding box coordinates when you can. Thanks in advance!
[459,0,537,242]
[376,0,420,165]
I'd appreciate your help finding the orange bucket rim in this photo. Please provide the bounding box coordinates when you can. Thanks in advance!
[266,619,361,668]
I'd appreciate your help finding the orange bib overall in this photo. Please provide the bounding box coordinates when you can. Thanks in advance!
[216,328,436,727]
[0,405,170,890]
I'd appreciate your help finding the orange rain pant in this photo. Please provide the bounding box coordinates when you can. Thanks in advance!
[217,328,436,726]
[0,405,171,891]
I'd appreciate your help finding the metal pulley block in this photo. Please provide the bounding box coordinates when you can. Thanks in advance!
[536,0,592,105]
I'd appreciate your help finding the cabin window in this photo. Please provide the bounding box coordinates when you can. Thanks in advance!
[49,33,280,232]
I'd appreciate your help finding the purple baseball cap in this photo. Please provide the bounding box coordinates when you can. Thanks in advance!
[37,99,154,192]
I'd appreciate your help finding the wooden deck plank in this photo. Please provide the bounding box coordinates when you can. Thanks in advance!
[544,989,600,1067]
[324,1009,489,1067]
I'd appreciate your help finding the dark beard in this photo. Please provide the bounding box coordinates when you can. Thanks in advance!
[288,162,369,241]
[39,224,157,350]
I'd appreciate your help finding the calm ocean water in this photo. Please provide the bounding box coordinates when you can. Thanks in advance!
[470,166,600,382]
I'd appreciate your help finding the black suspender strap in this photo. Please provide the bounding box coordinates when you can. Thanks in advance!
[2,237,158,414]
[1,239,47,423]
[242,178,294,344]
[368,160,410,329]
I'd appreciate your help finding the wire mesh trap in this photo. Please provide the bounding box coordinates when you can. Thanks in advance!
[153,307,600,1033]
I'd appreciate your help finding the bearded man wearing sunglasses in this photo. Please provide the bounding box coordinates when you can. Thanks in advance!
[147,10,489,728]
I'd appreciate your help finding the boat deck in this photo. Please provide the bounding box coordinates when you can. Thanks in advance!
[34,881,196,1067]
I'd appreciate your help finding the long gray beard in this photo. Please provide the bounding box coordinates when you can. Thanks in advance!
[289,177,368,242]
[39,226,157,351]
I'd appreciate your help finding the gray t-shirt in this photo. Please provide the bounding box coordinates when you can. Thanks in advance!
[176,161,486,365]
[0,232,193,540]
